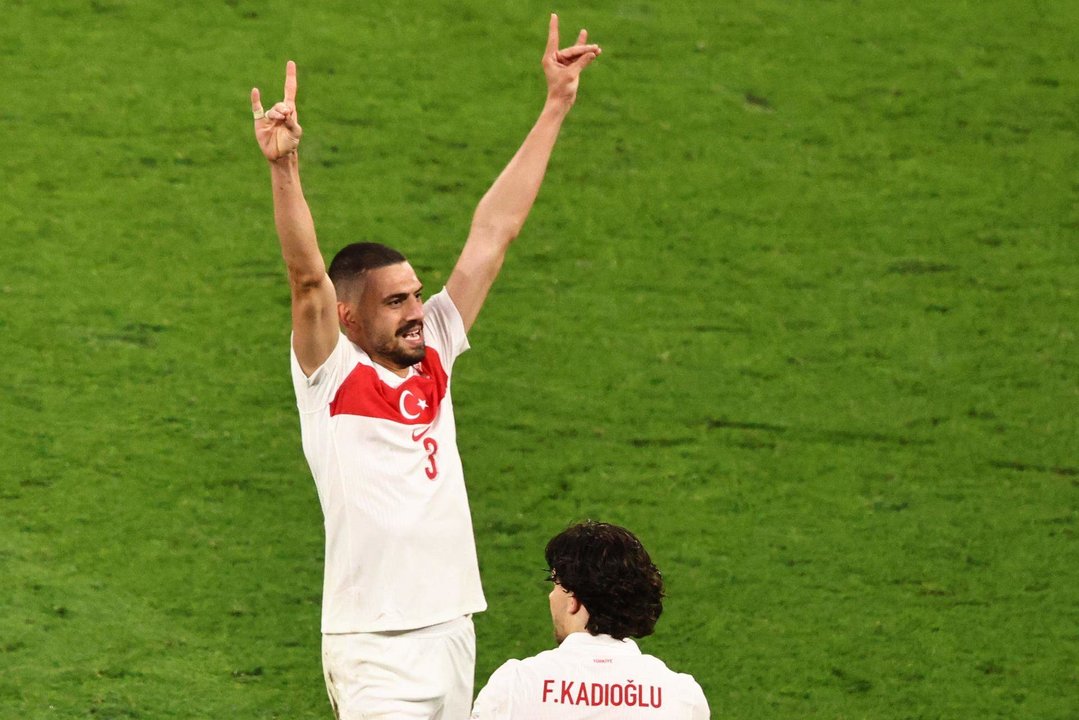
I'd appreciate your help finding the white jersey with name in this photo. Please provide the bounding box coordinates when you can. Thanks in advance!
[291,288,487,634]
[471,633,709,720]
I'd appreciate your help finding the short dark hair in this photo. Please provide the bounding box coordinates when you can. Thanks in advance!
[545,521,665,640]
[327,242,408,298]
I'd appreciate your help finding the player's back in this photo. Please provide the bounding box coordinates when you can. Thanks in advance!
[472,633,709,719]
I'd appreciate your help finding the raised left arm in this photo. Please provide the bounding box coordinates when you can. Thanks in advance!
[446,14,600,331]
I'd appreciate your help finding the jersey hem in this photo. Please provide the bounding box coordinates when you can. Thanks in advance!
[320,601,488,635]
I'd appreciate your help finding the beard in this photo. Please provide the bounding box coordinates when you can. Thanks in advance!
[385,343,426,368]
[382,322,426,368]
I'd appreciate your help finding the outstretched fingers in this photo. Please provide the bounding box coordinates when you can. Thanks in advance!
[283,60,297,105]
[546,13,560,57]
[251,87,265,120]
[251,64,302,160]
[251,61,298,124]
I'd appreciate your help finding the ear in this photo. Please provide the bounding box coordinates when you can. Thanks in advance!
[337,301,360,334]
[566,594,591,632]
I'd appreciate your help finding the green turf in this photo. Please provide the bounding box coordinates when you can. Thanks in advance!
[2,0,1076,718]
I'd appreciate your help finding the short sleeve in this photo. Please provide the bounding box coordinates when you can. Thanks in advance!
[422,288,470,368]
[470,660,520,720]
[290,332,350,413]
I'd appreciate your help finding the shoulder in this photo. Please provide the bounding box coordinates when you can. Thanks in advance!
[476,649,564,699]
[421,288,470,358]
[511,646,567,673]
[471,659,523,719]
[488,657,524,681]
[640,653,708,701]
[290,331,355,397]
[423,288,457,322]
[681,673,710,718]
[679,671,708,705]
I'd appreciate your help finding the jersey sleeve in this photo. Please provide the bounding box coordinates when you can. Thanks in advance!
[422,288,470,369]
[290,332,351,413]
[470,660,520,720]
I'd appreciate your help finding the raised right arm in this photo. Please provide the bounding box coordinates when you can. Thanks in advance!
[252,62,339,375]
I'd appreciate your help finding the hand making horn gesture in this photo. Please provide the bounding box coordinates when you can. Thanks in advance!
[542,13,601,108]
[251,61,302,162]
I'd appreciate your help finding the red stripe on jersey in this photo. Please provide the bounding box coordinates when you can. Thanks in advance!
[328,348,449,424]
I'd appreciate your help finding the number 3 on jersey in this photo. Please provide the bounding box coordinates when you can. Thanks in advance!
[423,437,439,480]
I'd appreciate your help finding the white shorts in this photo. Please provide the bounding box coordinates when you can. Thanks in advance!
[322,616,476,720]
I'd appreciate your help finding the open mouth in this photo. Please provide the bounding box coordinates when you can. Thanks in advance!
[399,324,423,344]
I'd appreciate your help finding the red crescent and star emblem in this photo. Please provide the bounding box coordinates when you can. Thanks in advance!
[329,349,448,425]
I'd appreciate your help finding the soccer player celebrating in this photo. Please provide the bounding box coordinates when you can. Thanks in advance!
[249,14,599,720]
[471,522,710,719]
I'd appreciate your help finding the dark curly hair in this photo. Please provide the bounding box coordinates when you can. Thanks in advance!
[545,521,665,640]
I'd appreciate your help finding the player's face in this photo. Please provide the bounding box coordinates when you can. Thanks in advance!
[354,262,426,372]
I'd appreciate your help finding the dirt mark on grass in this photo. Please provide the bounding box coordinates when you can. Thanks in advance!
[886,260,957,275]
[705,417,932,447]
[989,460,1078,477]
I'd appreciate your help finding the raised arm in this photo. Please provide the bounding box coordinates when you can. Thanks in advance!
[251,61,339,375]
[446,14,601,332]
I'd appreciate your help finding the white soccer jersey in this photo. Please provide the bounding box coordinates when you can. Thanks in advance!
[471,633,710,719]
[291,289,487,634]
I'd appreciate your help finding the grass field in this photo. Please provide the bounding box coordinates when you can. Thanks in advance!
[2,1,1077,718]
